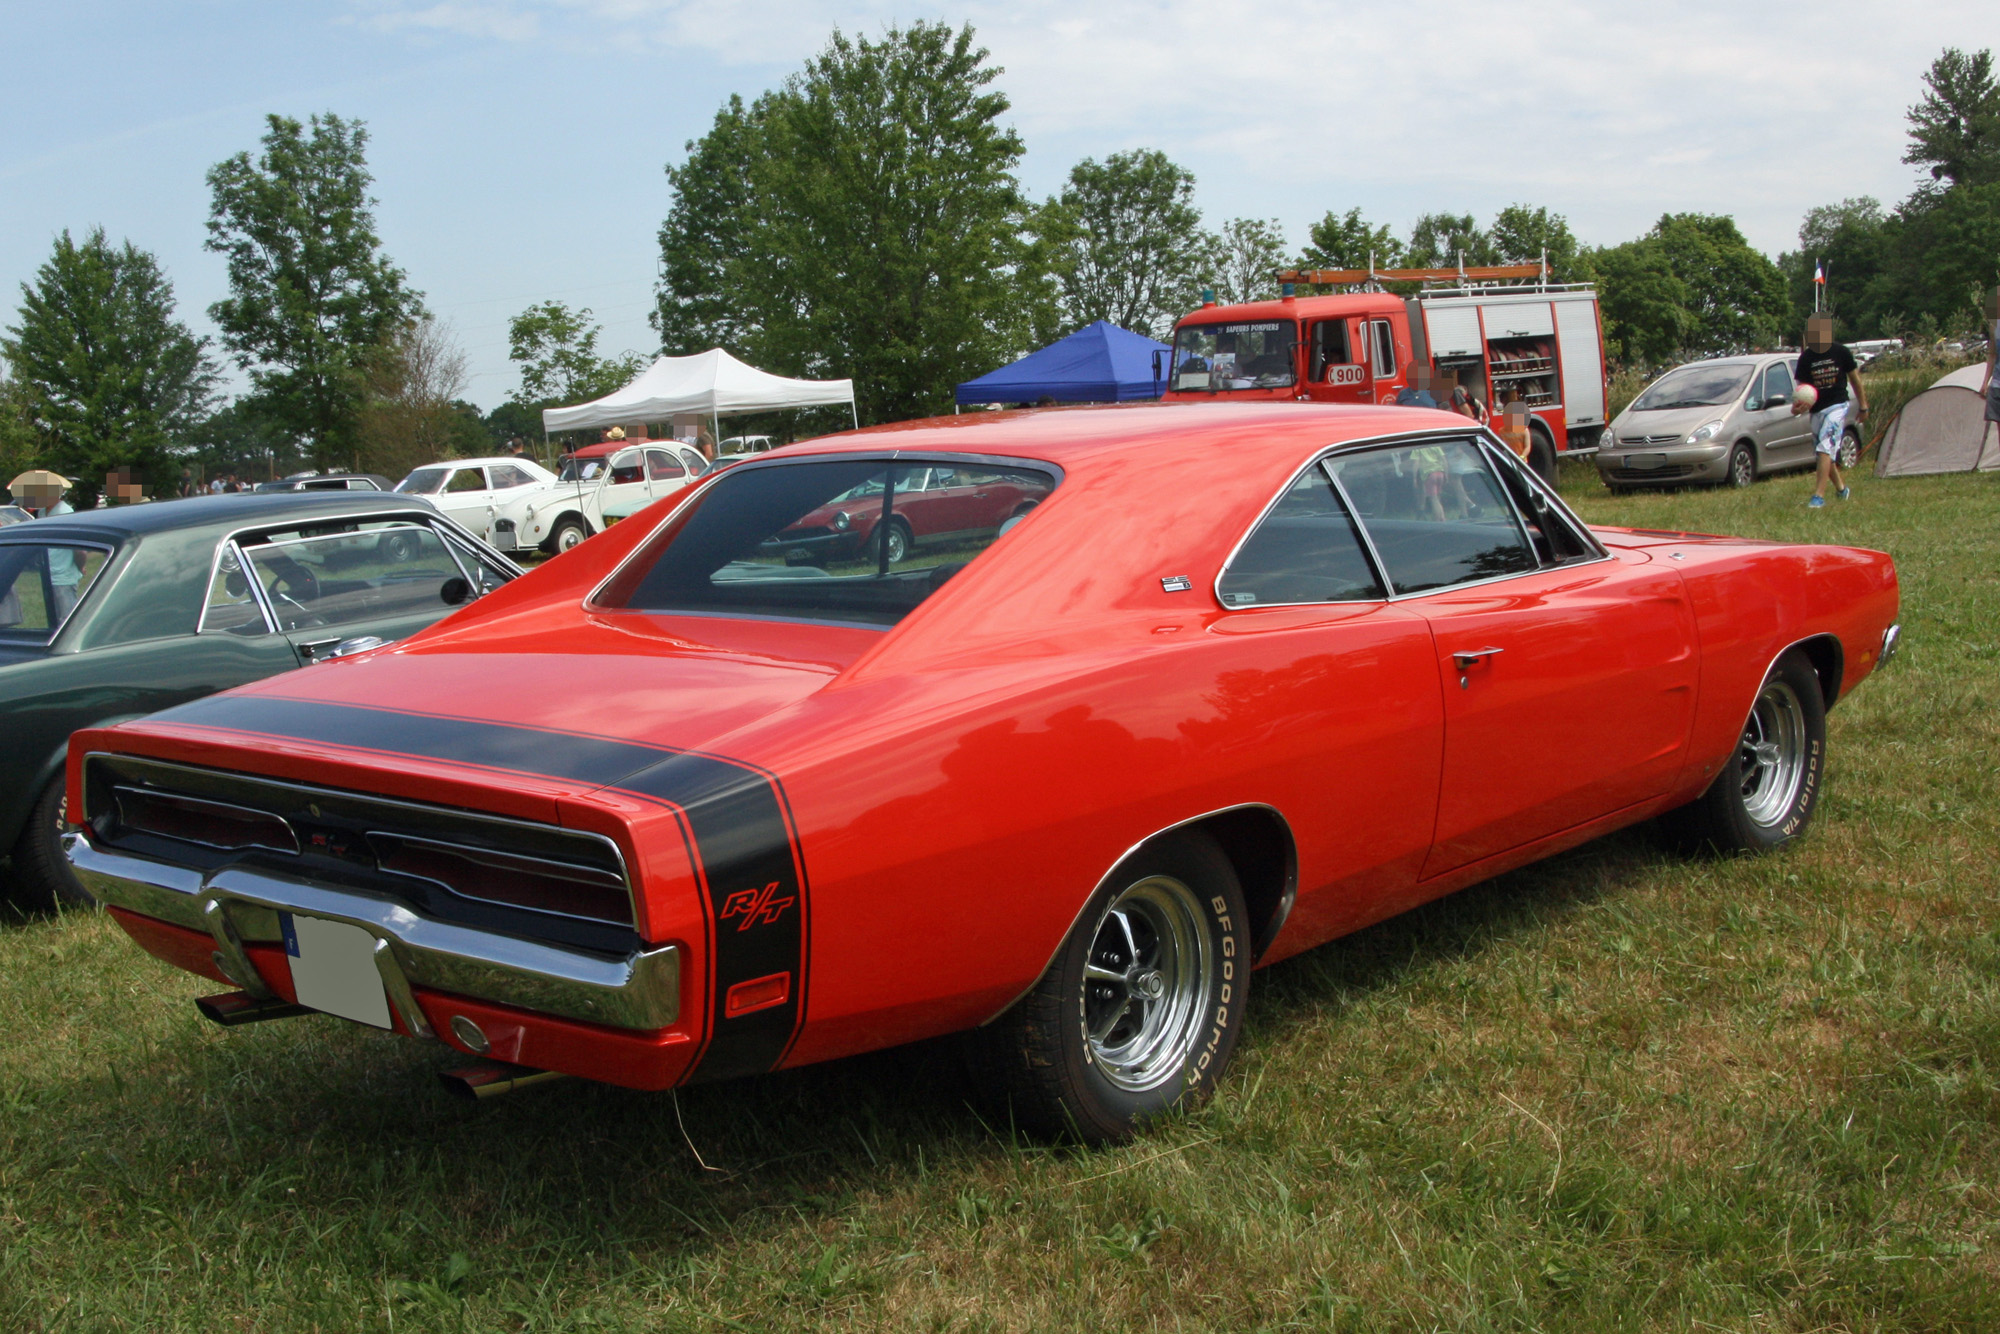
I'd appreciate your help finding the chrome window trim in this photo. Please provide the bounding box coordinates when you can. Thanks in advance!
[1212,427,1614,613]
[197,537,278,636]
[1474,430,1608,562]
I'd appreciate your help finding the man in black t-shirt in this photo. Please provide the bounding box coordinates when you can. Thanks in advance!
[1793,314,1867,508]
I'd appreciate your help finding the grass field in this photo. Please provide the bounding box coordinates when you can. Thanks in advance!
[4,464,1999,1332]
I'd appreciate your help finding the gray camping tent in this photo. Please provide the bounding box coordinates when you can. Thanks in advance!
[1874,363,2000,476]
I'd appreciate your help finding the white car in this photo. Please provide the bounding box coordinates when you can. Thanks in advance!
[392,457,559,545]
[488,441,711,555]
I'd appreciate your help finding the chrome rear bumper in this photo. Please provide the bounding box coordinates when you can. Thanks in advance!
[64,833,679,1032]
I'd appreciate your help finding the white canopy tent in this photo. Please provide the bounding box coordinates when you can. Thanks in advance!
[540,348,856,437]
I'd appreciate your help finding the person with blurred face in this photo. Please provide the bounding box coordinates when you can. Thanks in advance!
[1794,313,1866,508]
[1981,288,1999,440]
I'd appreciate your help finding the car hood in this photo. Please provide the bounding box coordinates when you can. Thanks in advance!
[1608,404,1736,442]
[117,613,880,797]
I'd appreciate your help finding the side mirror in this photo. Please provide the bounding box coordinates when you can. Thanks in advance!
[439,577,471,606]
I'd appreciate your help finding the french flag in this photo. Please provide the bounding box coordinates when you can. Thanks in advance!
[1813,263,1826,285]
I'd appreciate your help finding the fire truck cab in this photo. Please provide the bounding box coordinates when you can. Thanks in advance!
[1162,268,1608,482]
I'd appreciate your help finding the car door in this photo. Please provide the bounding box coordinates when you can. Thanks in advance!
[1327,437,1699,879]
[1753,361,1808,464]
[429,466,494,532]
[1208,460,1444,936]
[1308,318,1371,403]
[235,522,499,664]
[644,448,692,506]
[593,447,654,524]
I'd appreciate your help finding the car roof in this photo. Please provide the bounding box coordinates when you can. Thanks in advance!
[740,400,1465,472]
[0,491,445,542]
[409,456,545,471]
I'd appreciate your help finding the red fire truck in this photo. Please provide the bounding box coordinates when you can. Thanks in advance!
[1162,264,1608,481]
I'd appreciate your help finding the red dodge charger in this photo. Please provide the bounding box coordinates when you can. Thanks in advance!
[66,402,1899,1141]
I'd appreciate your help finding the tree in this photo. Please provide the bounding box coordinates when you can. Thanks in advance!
[658,23,1033,423]
[0,373,37,491]
[1590,239,1689,367]
[1202,218,1288,307]
[1875,183,2000,337]
[1778,197,1890,335]
[1297,207,1404,273]
[2,228,218,506]
[356,318,476,480]
[1406,212,1495,269]
[508,302,646,407]
[188,399,306,485]
[205,113,424,472]
[1648,213,1789,354]
[1489,204,1583,281]
[654,95,767,357]
[1043,149,1208,340]
[1904,47,2000,188]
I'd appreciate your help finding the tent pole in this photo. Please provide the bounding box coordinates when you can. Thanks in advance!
[849,399,859,432]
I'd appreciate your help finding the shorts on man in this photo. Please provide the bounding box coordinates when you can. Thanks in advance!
[1811,401,1849,457]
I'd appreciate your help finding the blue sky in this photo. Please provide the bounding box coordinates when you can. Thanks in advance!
[3,0,1993,409]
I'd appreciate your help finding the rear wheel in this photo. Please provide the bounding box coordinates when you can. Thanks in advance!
[978,832,1247,1143]
[8,777,93,912]
[1728,442,1756,489]
[1663,651,1826,854]
[1837,428,1862,471]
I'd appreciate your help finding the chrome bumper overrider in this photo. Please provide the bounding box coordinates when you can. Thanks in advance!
[64,833,679,1032]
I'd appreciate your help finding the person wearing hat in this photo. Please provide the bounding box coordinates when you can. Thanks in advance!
[7,471,80,616]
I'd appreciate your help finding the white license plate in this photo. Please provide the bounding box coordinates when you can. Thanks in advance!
[281,913,393,1029]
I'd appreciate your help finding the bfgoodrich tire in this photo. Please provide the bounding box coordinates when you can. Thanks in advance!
[978,831,1249,1143]
[9,776,94,912]
[1663,650,1827,854]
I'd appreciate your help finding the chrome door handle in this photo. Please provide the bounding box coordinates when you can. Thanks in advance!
[1451,647,1504,669]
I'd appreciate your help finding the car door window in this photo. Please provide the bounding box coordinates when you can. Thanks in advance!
[445,468,487,494]
[241,525,471,632]
[1761,363,1792,409]
[200,545,272,635]
[489,464,536,489]
[0,542,107,642]
[679,447,711,477]
[1219,464,1384,607]
[1371,320,1397,379]
[1327,440,1538,594]
[607,451,645,485]
[645,449,686,483]
[1478,441,1599,565]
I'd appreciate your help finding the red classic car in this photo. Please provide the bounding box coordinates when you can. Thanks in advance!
[772,463,1048,566]
[65,403,1899,1141]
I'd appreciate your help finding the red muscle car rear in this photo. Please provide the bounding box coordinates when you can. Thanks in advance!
[66,403,1899,1141]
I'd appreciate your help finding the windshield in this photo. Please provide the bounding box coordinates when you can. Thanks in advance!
[0,541,111,644]
[593,458,1058,627]
[1630,364,1755,411]
[396,467,448,495]
[1172,320,1298,391]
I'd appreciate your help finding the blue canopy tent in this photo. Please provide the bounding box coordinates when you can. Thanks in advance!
[955,321,1173,406]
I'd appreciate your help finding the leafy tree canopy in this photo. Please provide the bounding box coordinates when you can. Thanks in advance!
[1202,217,1289,307]
[1489,205,1584,282]
[1904,47,2000,188]
[205,113,423,472]
[657,22,1031,424]
[1298,207,1404,273]
[1590,239,1689,367]
[1042,148,1207,341]
[1406,212,1496,269]
[3,228,218,506]
[508,301,645,408]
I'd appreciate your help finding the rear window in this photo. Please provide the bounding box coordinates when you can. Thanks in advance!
[593,458,1057,627]
[0,541,112,643]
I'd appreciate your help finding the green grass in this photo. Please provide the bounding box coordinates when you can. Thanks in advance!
[5,468,1999,1332]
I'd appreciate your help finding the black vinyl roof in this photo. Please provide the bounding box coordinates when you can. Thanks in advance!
[0,491,437,542]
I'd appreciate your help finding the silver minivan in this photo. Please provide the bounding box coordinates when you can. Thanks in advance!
[1595,355,1862,490]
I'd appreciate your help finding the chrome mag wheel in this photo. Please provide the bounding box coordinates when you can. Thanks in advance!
[1738,678,1807,827]
[1080,874,1213,1093]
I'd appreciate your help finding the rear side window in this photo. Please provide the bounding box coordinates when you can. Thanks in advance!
[1219,466,1383,607]
[1327,441,1536,593]
[241,524,471,633]
[0,542,109,642]
[594,458,1058,627]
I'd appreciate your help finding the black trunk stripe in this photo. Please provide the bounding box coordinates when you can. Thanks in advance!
[149,693,808,1083]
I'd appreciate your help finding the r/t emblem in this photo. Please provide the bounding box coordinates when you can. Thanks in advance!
[720,881,795,931]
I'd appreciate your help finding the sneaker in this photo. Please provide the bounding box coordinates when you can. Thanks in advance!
[1838,486,1851,500]
[1808,495,1826,508]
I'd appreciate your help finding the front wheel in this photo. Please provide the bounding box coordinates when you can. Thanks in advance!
[1728,442,1756,489]
[8,777,94,912]
[1662,650,1826,853]
[978,832,1248,1143]
[544,516,587,555]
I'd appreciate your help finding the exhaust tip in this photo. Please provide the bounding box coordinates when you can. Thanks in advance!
[195,991,311,1027]
[438,1060,567,1102]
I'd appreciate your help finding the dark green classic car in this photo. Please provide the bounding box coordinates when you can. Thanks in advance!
[1,492,521,910]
